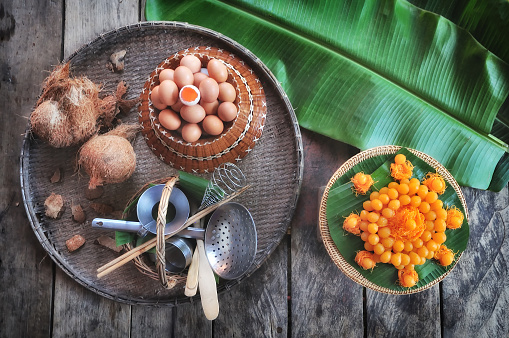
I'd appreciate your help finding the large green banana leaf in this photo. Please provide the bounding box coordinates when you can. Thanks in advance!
[405,0,509,191]
[407,0,509,65]
[145,0,509,191]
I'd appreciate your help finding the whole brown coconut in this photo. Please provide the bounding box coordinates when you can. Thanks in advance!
[31,63,104,147]
[78,124,140,189]
[30,63,138,148]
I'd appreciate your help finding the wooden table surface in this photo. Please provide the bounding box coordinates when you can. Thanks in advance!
[1,1,508,337]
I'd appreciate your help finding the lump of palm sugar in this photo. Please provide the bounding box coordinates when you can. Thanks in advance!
[108,50,126,72]
[66,234,85,252]
[50,168,63,183]
[44,193,65,219]
[94,235,122,253]
[71,203,86,223]
[85,186,104,200]
[89,202,115,216]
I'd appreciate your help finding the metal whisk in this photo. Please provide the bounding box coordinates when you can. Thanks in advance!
[199,163,247,210]
[184,162,248,319]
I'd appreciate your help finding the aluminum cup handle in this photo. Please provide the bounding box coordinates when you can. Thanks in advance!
[92,218,143,233]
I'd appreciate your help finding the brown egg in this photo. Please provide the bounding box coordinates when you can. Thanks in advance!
[218,102,238,122]
[180,55,202,73]
[207,59,228,83]
[218,82,236,102]
[201,100,219,115]
[199,78,219,103]
[193,72,209,88]
[158,109,181,130]
[159,69,174,82]
[173,66,194,88]
[181,123,202,143]
[180,104,206,124]
[158,80,179,106]
[150,86,168,110]
[202,115,224,136]
[171,99,184,113]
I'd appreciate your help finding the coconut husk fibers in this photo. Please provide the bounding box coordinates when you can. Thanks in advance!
[30,63,138,148]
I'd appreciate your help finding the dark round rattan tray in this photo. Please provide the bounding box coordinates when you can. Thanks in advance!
[20,22,303,306]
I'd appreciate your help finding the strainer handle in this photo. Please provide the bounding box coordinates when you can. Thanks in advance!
[178,227,205,239]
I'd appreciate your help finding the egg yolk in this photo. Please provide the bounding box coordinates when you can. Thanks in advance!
[181,87,198,102]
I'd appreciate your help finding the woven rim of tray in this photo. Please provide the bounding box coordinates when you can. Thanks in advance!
[318,145,469,294]
[20,21,304,306]
[139,46,267,173]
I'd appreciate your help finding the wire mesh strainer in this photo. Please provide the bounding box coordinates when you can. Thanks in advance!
[179,202,257,280]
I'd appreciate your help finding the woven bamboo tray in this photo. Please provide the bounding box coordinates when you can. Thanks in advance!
[139,46,267,173]
[20,22,303,306]
[319,145,469,294]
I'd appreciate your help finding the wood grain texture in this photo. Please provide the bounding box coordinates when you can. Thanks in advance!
[442,187,509,336]
[52,269,131,338]
[174,301,212,337]
[291,130,363,337]
[64,0,139,58]
[366,290,440,337]
[131,305,175,337]
[0,1,62,337]
[215,236,289,337]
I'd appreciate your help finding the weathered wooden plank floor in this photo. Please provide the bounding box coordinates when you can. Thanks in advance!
[1,1,508,337]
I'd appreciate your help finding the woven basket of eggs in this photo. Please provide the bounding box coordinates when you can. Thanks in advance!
[139,46,267,173]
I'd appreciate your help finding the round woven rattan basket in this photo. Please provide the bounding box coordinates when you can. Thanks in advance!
[121,176,184,288]
[20,22,303,306]
[319,145,469,294]
[139,46,267,173]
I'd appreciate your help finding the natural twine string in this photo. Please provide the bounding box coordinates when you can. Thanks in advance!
[156,176,179,289]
